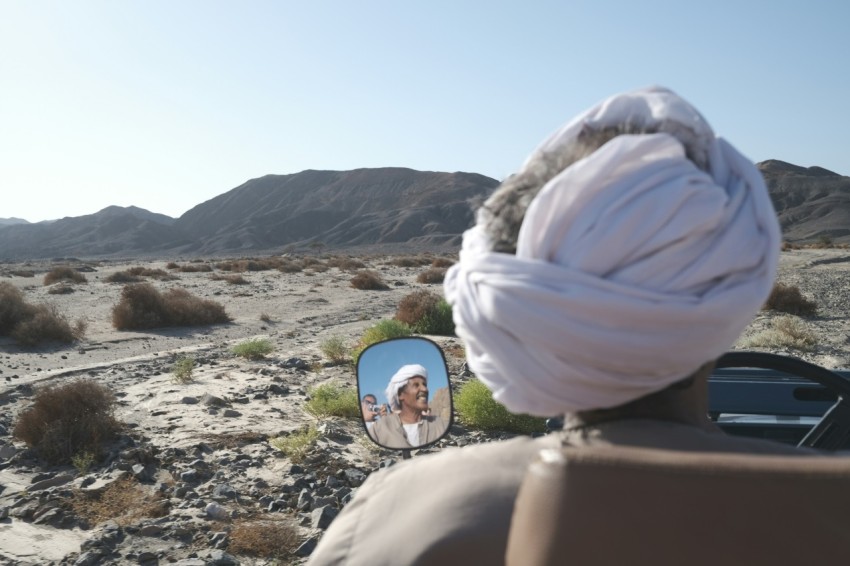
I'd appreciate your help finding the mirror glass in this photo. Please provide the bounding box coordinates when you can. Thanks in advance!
[356,337,452,450]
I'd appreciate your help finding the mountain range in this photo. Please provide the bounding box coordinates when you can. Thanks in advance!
[1,161,847,260]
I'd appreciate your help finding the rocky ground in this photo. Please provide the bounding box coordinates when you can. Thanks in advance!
[1,248,849,565]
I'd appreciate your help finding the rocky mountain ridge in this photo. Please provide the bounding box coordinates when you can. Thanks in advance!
[1,161,847,260]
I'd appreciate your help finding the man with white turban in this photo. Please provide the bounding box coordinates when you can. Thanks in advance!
[308,86,813,566]
[369,364,447,449]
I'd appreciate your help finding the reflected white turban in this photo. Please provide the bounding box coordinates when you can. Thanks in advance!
[385,364,428,411]
[444,86,781,417]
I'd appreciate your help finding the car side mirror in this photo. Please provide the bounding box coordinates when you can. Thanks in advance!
[356,337,453,457]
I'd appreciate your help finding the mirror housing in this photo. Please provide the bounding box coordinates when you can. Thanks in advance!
[356,337,453,451]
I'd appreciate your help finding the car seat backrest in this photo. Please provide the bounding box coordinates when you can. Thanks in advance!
[506,446,850,566]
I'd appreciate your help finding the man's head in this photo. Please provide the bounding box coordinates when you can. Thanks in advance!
[385,364,429,416]
[361,394,377,409]
[444,86,780,417]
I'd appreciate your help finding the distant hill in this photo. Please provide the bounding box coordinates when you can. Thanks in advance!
[2,162,848,260]
[0,169,498,260]
[757,160,850,242]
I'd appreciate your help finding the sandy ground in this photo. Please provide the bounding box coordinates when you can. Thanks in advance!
[2,248,850,564]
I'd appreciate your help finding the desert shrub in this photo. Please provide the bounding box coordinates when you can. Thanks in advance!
[10,270,35,277]
[11,303,82,346]
[351,270,390,290]
[307,262,330,273]
[0,282,32,334]
[326,256,366,271]
[228,518,300,559]
[305,382,360,418]
[13,379,120,464]
[172,356,195,384]
[395,290,455,335]
[105,271,142,283]
[277,259,303,273]
[112,283,231,330]
[417,267,448,284]
[176,263,213,273]
[166,262,180,269]
[47,283,75,295]
[269,425,320,463]
[455,379,547,435]
[44,266,87,285]
[64,476,168,527]
[211,273,249,285]
[386,256,431,268]
[71,451,96,474]
[259,313,272,323]
[764,283,818,316]
[739,315,817,351]
[232,338,274,360]
[320,335,349,365]
[352,319,413,362]
[431,257,456,268]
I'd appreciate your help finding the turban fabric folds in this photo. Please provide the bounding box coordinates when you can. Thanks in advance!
[385,364,428,411]
[443,87,781,417]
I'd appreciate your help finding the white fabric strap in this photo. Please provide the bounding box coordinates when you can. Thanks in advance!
[444,87,780,416]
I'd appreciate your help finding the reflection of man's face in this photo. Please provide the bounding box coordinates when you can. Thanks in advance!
[362,396,376,410]
[398,376,429,413]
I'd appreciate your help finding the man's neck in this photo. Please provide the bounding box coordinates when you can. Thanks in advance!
[398,408,423,424]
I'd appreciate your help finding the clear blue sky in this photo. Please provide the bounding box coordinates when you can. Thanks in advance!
[2,1,847,223]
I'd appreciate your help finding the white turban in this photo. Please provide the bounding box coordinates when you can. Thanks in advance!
[385,364,428,411]
[443,86,780,417]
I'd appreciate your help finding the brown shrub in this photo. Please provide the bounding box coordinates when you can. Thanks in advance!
[125,266,171,279]
[211,274,249,285]
[228,518,300,559]
[417,267,447,284]
[0,282,35,335]
[351,270,390,290]
[112,283,231,330]
[764,283,818,316]
[44,266,87,285]
[178,263,213,272]
[10,270,35,277]
[277,259,303,273]
[431,257,456,268]
[396,289,442,326]
[11,304,80,346]
[48,284,76,295]
[386,256,431,268]
[326,256,366,271]
[13,379,120,464]
[166,262,180,269]
[64,476,168,527]
[105,271,143,283]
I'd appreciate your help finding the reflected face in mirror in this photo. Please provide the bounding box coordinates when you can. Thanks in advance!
[357,337,453,451]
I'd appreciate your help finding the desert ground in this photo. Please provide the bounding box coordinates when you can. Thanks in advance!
[1,248,850,565]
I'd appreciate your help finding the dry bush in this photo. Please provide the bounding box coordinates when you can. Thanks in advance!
[306,262,329,273]
[0,282,32,334]
[417,267,447,284]
[166,262,180,269]
[13,379,120,464]
[781,241,800,251]
[431,257,456,268]
[277,259,303,273]
[126,266,171,279]
[176,263,213,273]
[44,266,87,285]
[65,476,168,527]
[386,256,431,268]
[112,283,231,330]
[11,304,81,346]
[351,270,390,290]
[326,256,366,271]
[211,273,249,285]
[105,271,143,283]
[47,284,75,295]
[10,270,35,277]
[224,258,284,272]
[739,315,817,351]
[764,283,818,316]
[228,518,300,559]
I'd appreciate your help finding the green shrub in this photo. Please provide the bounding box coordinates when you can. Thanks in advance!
[305,382,360,419]
[395,290,455,335]
[764,283,818,316]
[43,266,87,285]
[320,335,349,365]
[13,379,120,464]
[172,356,195,384]
[232,338,274,360]
[111,283,231,330]
[269,425,320,463]
[739,315,817,351]
[455,379,546,435]
[352,319,412,362]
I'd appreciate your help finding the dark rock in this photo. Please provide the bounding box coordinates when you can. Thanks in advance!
[200,393,227,407]
[212,484,237,499]
[74,550,105,566]
[206,549,239,565]
[181,397,200,405]
[311,505,338,529]
[296,489,313,511]
[30,473,74,491]
[343,468,366,487]
[294,536,319,557]
[139,524,163,536]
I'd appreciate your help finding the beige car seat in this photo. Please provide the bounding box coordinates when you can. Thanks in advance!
[506,446,850,566]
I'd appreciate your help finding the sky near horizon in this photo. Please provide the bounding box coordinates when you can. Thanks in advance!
[2,1,848,223]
